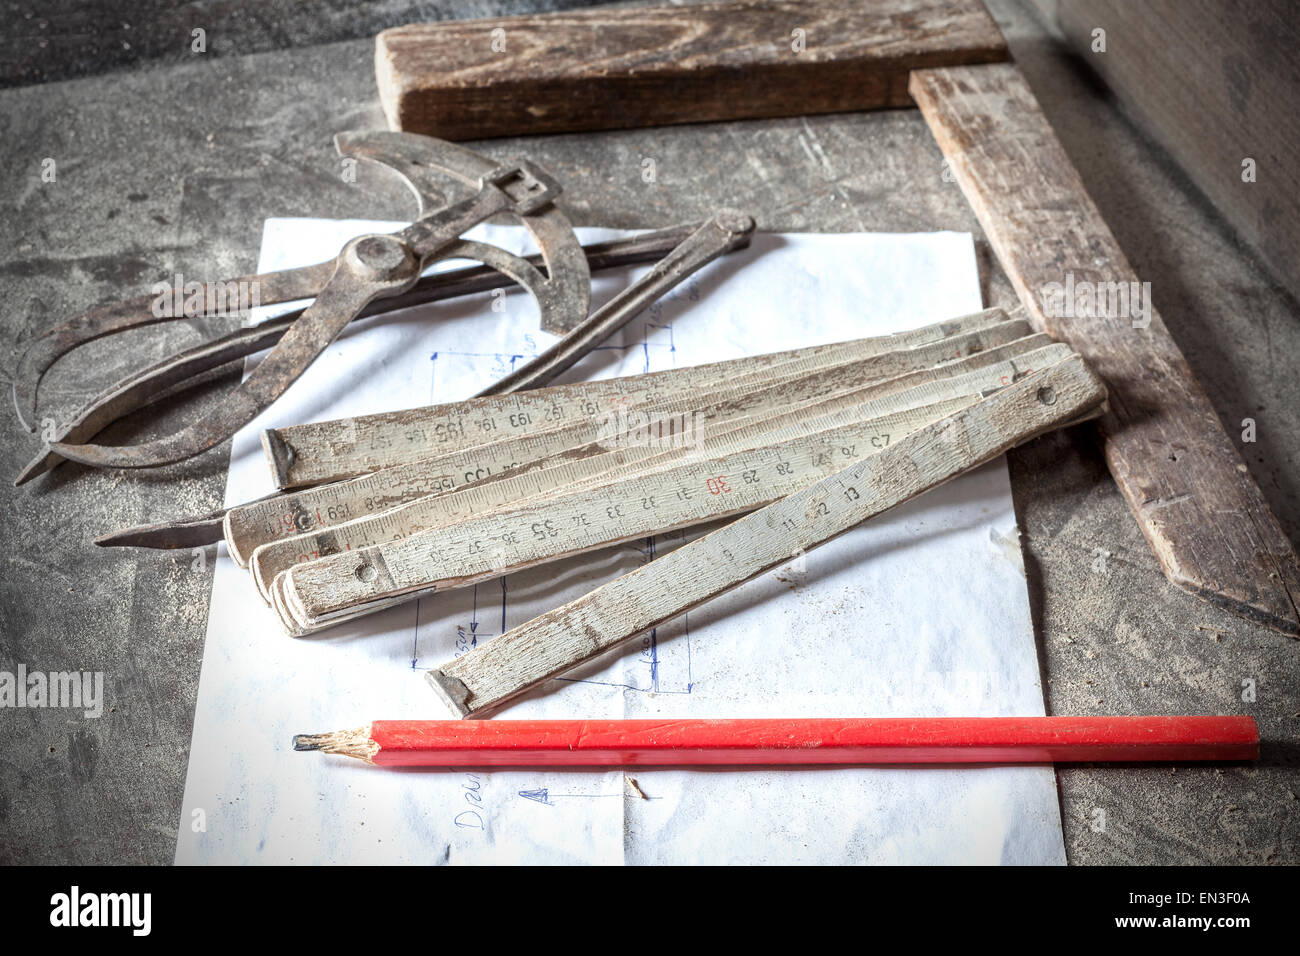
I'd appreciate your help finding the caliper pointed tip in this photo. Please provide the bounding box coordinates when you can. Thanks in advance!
[13,458,44,487]
[11,381,38,433]
[92,527,146,548]
[49,431,216,470]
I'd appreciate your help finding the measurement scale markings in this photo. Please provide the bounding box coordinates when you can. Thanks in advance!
[275,385,1029,631]
[264,307,1012,486]
[249,405,776,599]
[422,355,1109,718]
[273,348,1092,635]
[250,404,803,596]
[246,340,1072,594]
[268,363,1095,640]
[231,361,831,564]
[229,365,812,565]
[246,342,1053,592]
[225,321,1035,563]
[232,332,1060,571]
[249,395,974,598]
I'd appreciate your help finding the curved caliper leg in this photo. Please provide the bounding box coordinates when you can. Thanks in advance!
[12,261,335,433]
[50,156,568,468]
[16,237,585,484]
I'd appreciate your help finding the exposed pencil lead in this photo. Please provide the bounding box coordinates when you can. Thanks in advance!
[292,734,328,752]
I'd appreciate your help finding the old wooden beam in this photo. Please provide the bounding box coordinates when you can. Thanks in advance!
[375,0,1008,140]
[910,62,1300,636]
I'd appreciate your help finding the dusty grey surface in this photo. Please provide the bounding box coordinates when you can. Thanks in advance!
[0,0,607,87]
[0,0,1295,864]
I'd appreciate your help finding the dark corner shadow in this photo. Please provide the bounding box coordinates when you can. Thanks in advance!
[1020,544,1052,702]
[1257,738,1300,767]
[972,239,998,308]
[1010,33,1300,542]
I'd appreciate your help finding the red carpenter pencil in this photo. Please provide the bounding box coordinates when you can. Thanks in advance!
[291,716,1259,767]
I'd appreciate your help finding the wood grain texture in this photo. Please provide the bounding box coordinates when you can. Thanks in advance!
[428,354,1107,718]
[229,316,1034,572]
[247,334,1064,594]
[1053,0,1300,304]
[231,326,1051,579]
[910,63,1300,636]
[375,0,1008,139]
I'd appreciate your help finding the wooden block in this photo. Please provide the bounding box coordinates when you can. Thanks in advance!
[910,63,1300,636]
[376,0,1008,140]
[1053,0,1300,305]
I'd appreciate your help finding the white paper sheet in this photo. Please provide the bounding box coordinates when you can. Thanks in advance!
[175,220,1066,865]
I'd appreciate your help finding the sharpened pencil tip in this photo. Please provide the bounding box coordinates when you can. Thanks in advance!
[290,726,378,761]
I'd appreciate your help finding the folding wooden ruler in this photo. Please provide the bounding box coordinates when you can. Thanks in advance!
[191,307,1103,646]
[424,351,1107,718]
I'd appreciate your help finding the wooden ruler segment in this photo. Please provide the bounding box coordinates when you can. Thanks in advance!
[376,0,1008,140]
[276,398,974,632]
[425,354,1107,718]
[231,328,1055,568]
[248,340,1070,599]
[274,346,1084,634]
[262,307,1009,488]
[911,63,1300,636]
[266,340,1070,632]
[225,317,1031,564]
[248,395,974,600]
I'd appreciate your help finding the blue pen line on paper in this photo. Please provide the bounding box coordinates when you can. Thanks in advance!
[411,598,421,668]
[423,319,692,696]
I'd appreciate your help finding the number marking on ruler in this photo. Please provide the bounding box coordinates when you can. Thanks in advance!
[246,339,1070,598]
[224,321,1043,564]
[262,307,1014,487]
[272,348,1085,634]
